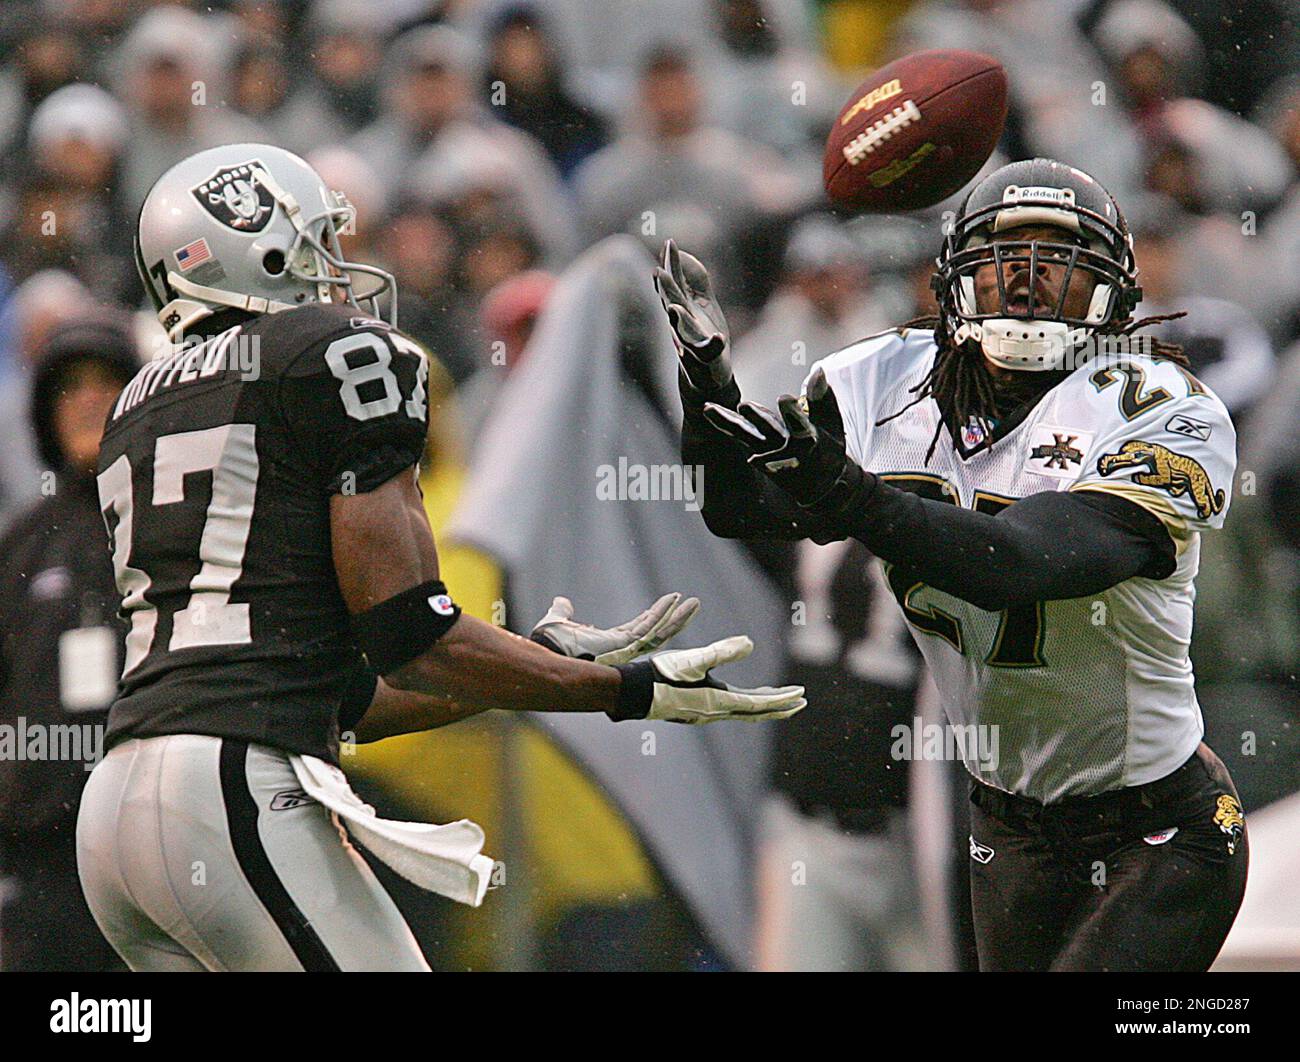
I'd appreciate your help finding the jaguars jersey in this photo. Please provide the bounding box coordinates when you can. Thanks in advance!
[810,328,1236,802]
[96,303,431,762]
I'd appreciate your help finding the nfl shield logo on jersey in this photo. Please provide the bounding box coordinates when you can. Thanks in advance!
[191,160,274,232]
[960,418,986,449]
[1024,424,1094,481]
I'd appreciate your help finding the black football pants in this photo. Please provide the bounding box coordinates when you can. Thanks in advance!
[967,743,1248,971]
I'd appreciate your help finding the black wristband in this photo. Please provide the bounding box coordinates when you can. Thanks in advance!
[350,580,462,676]
[609,659,656,721]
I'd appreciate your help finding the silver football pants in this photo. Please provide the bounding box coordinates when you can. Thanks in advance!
[76,733,430,971]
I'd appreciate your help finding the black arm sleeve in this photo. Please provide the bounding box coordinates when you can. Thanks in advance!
[852,485,1177,611]
[681,401,834,541]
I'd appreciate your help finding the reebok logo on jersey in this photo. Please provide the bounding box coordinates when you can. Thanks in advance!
[270,789,312,811]
[1024,425,1094,480]
[1165,413,1213,441]
[969,836,995,864]
[428,594,455,616]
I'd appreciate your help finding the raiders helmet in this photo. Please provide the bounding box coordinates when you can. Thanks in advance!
[933,158,1141,371]
[134,143,396,341]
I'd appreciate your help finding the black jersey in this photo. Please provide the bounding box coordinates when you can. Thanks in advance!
[95,303,431,762]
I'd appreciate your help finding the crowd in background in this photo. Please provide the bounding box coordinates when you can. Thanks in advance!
[0,0,1298,971]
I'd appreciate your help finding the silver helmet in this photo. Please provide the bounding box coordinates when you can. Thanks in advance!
[134,143,396,341]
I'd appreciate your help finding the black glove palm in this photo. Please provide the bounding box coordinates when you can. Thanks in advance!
[702,367,876,533]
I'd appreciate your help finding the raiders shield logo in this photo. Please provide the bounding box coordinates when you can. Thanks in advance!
[191,160,274,232]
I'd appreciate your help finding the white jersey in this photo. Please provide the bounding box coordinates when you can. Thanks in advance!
[810,329,1237,803]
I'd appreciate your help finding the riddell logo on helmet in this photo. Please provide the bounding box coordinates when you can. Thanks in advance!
[191,160,274,233]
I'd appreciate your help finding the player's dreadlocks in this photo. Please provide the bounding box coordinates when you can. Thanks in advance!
[877,309,1192,463]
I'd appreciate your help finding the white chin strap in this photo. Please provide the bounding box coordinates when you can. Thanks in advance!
[160,279,299,342]
[953,277,1114,371]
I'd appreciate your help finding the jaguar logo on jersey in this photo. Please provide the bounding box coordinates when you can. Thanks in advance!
[1213,794,1244,855]
[1097,440,1225,520]
[1024,424,1094,480]
[969,836,995,864]
[191,160,274,232]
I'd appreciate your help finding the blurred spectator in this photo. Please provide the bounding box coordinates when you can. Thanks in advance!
[230,42,294,146]
[1141,99,1291,218]
[893,0,1145,205]
[358,24,578,265]
[375,200,480,385]
[456,268,556,453]
[483,4,609,180]
[573,43,808,290]
[732,213,890,400]
[0,314,137,971]
[1132,216,1276,416]
[1256,75,1300,337]
[274,0,389,155]
[1087,0,1205,131]
[112,7,263,208]
[702,0,842,172]
[0,24,84,163]
[0,270,90,529]
[9,83,135,302]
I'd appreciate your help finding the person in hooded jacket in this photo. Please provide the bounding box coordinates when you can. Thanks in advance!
[0,314,137,970]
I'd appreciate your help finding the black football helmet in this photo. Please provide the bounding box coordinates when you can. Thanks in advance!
[932,158,1141,370]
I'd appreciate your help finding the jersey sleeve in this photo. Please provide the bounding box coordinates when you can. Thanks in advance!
[802,330,907,467]
[1070,363,1237,537]
[277,319,431,495]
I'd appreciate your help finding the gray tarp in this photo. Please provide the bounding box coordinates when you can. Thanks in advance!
[449,235,788,967]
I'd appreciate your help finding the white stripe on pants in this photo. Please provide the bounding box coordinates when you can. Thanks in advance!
[75,734,430,971]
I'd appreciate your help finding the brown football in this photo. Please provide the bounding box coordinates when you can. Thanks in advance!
[823,49,1008,213]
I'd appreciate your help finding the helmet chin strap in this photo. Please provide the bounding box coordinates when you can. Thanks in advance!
[160,275,298,342]
[953,277,1113,371]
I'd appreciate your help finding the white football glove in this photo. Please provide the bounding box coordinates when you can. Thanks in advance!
[530,592,701,666]
[612,636,807,724]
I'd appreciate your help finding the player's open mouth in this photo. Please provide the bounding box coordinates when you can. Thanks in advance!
[1005,280,1053,316]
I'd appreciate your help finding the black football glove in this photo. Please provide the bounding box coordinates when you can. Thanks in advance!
[653,240,739,411]
[702,367,876,538]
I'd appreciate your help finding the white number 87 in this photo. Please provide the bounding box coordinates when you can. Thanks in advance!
[324,331,428,422]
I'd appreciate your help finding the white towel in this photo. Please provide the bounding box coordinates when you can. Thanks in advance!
[289,754,495,908]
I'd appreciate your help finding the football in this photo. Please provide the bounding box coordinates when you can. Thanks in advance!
[823,49,1008,213]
